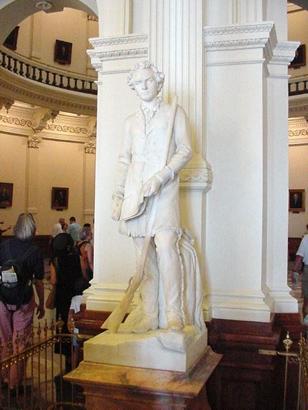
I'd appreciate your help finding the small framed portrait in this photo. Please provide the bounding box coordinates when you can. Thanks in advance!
[3,26,19,51]
[0,182,13,208]
[54,40,72,65]
[289,44,306,69]
[289,189,305,213]
[51,187,69,210]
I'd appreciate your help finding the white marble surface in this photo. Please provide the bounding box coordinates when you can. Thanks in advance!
[84,326,208,372]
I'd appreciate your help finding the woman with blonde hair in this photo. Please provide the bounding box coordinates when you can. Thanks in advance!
[0,213,45,392]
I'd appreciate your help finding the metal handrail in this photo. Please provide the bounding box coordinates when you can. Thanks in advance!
[0,47,97,95]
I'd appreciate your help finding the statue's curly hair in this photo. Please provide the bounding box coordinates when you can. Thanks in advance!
[127,61,165,93]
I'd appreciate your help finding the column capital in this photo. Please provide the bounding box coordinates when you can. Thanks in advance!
[204,22,277,66]
[87,34,148,74]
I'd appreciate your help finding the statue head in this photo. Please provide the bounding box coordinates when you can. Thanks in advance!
[127,61,165,102]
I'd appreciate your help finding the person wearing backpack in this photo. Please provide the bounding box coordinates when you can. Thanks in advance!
[77,226,93,281]
[0,213,45,391]
[49,232,83,370]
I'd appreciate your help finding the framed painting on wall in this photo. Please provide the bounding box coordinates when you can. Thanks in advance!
[289,189,305,213]
[54,40,72,65]
[0,182,13,208]
[51,187,69,210]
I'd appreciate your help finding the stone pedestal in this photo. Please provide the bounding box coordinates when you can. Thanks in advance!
[84,326,207,372]
[65,347,222,410]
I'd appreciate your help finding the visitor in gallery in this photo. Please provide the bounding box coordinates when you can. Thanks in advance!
[77,226,94,281]
[51,217,66,238]
[293,233,308,324]
[49,232,83,369]
[0,213,45,391]
[67,216,81,244]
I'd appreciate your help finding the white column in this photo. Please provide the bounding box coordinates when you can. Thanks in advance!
[86,27,149,309]
[86,0,211,312]
[264,42,299,313]
[204,0,299,321]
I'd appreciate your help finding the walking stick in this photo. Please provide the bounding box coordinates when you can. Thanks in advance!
[102,97,178,333]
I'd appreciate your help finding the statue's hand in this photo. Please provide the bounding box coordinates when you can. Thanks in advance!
[112,195,123,221]
[143,175,162,197]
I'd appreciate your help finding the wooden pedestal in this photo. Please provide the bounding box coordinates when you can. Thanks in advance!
[65,347,222,410]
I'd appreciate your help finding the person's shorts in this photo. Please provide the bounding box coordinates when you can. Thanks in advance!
[302,265,308,297]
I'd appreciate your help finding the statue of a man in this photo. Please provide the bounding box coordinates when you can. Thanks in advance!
[111,61,195,333]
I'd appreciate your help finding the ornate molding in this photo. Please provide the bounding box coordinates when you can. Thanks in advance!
[270,41,300,66]
[0,71,97,116]
[84,118,96,154]
[180,160,213,192]
[28,134,41,148]
[288,116,308,146]
[0,114,32,128]
[204,22,274,37]
[32,108,59,133]
[88,34,149,71]
[90,47,148,62]
[0,97,14,112]
[204,22,275,51]
[90,34,148,48]
[289,129,308,137]
[45,123,88,134]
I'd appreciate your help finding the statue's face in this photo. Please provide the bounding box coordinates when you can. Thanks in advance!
[133,68,158,102]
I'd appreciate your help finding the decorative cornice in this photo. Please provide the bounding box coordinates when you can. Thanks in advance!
[90,34,148,48]
[289,129,308,137]
[204,22,274,37]
[45,123,88,134]
[88,34,149,71]
[270,41,300,65]
[204,22,275,51]
[0,114,32,128]
[288,115,308,146]
[89,47,148,62]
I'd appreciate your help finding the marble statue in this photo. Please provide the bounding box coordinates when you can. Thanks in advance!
[104,61,205,335]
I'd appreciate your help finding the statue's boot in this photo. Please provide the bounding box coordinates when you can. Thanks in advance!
[122,239,159,333]
[155,231,184,331]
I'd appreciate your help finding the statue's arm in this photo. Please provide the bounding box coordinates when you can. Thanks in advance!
[143,106,192,198]
[112,119,132,221]
[157,106,192,184]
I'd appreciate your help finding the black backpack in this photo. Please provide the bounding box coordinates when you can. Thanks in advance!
[0,241,36,307]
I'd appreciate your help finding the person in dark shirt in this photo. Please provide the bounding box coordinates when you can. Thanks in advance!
[0,213,45,390]
[50,232,83,369]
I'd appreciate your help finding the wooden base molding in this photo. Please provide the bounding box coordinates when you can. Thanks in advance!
[207,314,303,410]
[65,347,222,410]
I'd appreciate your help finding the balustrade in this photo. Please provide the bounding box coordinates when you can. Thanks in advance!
[0,48,97,96]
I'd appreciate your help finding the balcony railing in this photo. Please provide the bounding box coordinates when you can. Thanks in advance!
[0,47,97,95]
[288,76,308,96]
